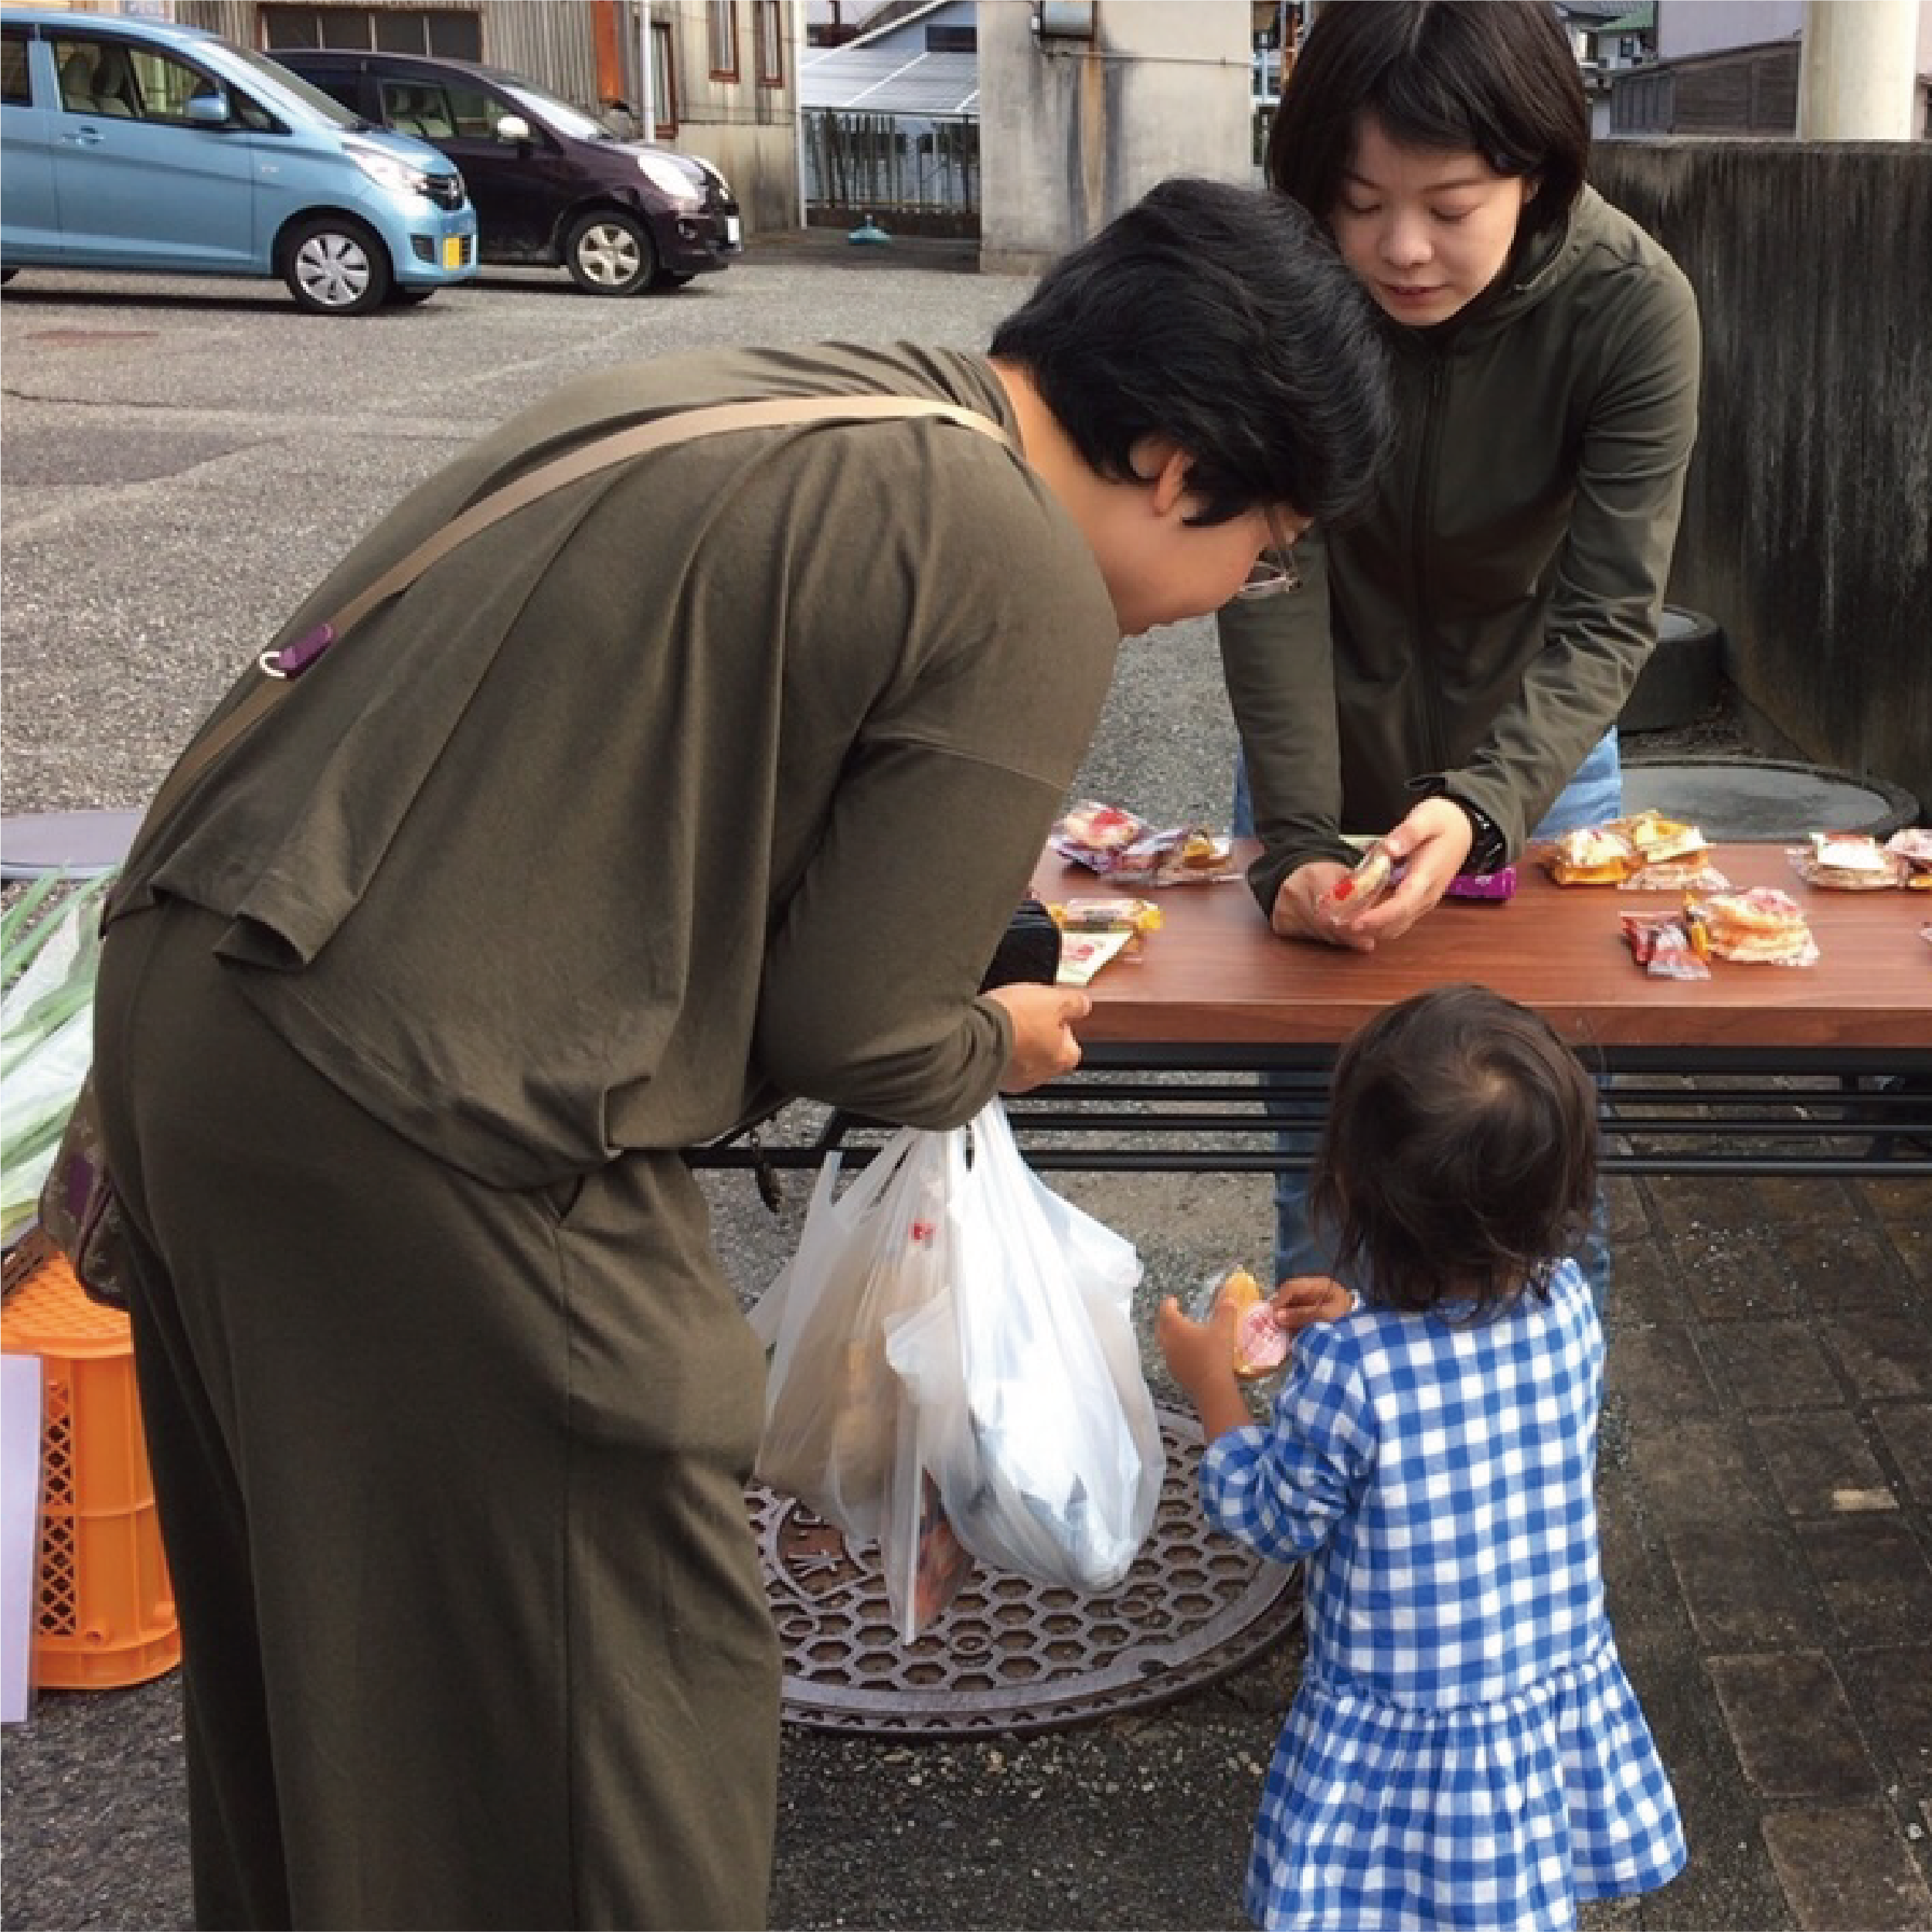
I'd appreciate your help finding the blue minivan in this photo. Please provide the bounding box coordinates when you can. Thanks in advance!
[0,9,477,314]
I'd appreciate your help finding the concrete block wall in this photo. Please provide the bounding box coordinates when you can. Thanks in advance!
[1593,140,1932,816]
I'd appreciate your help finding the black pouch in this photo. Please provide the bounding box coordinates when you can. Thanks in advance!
[978,897,1062,992]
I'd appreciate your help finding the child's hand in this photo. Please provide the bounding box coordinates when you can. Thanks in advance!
[1270,1274,1355,1333]
[1156,1296,1253,1443]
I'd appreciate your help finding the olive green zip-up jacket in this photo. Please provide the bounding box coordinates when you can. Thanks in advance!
[1219,185,1700,915]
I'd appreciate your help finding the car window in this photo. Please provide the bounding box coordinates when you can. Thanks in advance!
[379,77,457,140]
[443,79,511,141]
[2,30,31,107]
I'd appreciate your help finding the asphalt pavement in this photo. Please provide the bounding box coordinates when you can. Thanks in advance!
[4,239,1930,1932]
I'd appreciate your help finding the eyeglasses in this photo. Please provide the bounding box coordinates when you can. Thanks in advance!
[1233,510,1303,600]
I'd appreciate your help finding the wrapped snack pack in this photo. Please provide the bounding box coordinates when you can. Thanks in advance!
[1790,831,1912,890]
[1540,824,1639,886]
[1445,866,1518,902]
[1538,811,1727,891]
[1621,909,1711,980]
[1886,828,1932,889]
[1049,800,1236,886]
[1046,896,1162,985]
[1191,1265,1290,1384]
[1690,887,1820,966]
[1318,841,1398,917]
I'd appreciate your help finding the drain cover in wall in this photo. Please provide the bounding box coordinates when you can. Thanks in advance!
[752,1406,1303,1739]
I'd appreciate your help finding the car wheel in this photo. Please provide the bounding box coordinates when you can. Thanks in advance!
[565,210,655,297]
[281,216,391,316]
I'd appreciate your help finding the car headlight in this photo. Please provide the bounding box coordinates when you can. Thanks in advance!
[348,143,435,202]
[636,151,702,203]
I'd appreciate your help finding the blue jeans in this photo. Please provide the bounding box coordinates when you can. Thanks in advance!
[1233,733,1621,1303]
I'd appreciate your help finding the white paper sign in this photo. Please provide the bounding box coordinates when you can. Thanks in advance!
[2,1352,46,1723]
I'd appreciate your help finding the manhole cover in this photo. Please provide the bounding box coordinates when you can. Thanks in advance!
[753,1405,1302,1738]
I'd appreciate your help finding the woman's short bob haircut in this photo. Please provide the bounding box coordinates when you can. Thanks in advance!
[1310,983,1599,1316]
[1267,0,1590,247]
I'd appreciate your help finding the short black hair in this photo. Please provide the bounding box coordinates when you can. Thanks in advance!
[988,176,1390,526]
[1267,1,1589,247]
[1310,984,1598,1315]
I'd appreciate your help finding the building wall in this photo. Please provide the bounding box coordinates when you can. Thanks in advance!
[1593,140,1932,811]
[978,0,1252,273]
[1658,0,1803,61]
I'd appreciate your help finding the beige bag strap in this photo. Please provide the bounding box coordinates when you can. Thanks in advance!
[134,394,1008,838]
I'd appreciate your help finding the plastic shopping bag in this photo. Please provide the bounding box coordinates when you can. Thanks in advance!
[887,1100,1164,1597]
[750,1131,956,1551]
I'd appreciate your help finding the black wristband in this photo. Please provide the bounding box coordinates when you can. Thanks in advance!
[1449,797,1509,874]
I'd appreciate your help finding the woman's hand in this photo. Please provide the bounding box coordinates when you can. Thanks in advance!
[985,982,1090,1092]
[1274,797,1477,951]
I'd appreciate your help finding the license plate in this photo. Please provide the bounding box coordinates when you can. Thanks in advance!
[724,215,742,250]
[441,236,466,270]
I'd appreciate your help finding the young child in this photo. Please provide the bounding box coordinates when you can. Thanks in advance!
[1158,984,1685,1931]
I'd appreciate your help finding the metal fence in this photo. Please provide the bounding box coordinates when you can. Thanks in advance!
[801,109,980,236]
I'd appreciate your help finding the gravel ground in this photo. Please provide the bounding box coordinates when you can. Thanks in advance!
[2,242,1742,1932]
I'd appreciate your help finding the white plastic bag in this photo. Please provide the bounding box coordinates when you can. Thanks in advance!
[887,1100,1163,1596]
[750,1131,954,1550]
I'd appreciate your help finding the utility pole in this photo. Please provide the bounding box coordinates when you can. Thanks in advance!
[1798,0,1917,139]
[638,0,657,143]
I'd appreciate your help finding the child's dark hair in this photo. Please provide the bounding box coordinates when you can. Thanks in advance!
[1310,984,1598,1315]
[988,176,1391,528]
[1267,0,1589,248]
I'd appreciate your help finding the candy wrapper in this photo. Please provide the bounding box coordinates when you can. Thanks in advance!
[1787,831,1912,891]
[1539,811,1715,886]
[1887,828,1932,889]
[1689,888,1820,967]
[1054,928,1136,987]
[1049,801,1237,886]
[1445,866,1518,902]
[1047,896,1164,935]
[1189,1265,1289,1386]
[1318,841,1399,917]
[1621,910,1711,980]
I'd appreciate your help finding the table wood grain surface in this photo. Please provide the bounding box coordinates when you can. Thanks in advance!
[1030,842,1930,1054]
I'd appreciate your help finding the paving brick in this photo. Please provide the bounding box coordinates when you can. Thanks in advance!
[1607,1235,1684,1328]
[1885,1217,1932,1291]
[1646,1175,1766,1240]
[1819,1307,1932,1400]
[1705,1651,1879,1800]
[1631,1419,1772,1530]
[1748,1410,1900,1518]
[1841,1642,1932,1787]
[1782,1217,1918,1311]
[1608,1326,1722,1423]
[1794,1516,1932,1647]
[1870,1401,1932,1508]
[1855,1174,1932,1230]
[1664,1521,1825,1650]
[1752,1175,1859,1225]
[1676,1224,1801,1321]
[1699,1320,1846,1412]
[1760,1804,1932,1932]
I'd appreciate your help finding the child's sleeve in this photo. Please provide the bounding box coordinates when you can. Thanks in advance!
[1196,1326,1376,1563]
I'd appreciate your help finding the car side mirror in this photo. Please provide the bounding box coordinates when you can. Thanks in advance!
[185,89,230,126]
[495,113,531,145]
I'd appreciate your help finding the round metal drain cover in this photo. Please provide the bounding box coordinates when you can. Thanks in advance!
[752,1406,1302,1738]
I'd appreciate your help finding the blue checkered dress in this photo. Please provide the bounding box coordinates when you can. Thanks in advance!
[1200,1259,1685,1930]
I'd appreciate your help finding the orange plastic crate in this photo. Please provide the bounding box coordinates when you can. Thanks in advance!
[2,1251,180,1690]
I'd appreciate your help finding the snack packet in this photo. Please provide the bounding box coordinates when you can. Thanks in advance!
[1690,888,1820,967]
[1318,841,1398,917]
[1047,896,1164,935]
[1621,910,1711,980]
[1886,828,1932,888]
[1787,831,1910,890]
[1049,802,1238,886]
[1190,1265,1289,1385]
[1054,928,1136,987]
[1445,866,1518,901]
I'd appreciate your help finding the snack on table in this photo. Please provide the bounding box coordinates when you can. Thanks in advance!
[1049,801,1238,886]
[1054,927,1136,987]
[1541,825,1640,885]
[1612,810,1711,866]
[1621,910,1711,980]
[1048,896,1165,935]
[1886,828,1932,887]
[1691,887,1820,966]
[1445,866,1519,901]
[1790,831,1912,890]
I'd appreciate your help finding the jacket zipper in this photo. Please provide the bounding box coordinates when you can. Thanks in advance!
[1410,351,1451,776]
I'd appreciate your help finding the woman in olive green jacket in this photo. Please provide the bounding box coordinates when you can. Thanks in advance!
[1221,0,1701,1284]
